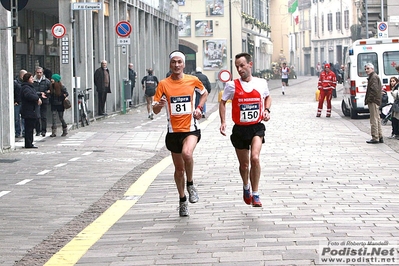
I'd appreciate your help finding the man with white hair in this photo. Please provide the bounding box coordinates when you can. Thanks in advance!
[364,63,383,144]
[193,66,211,117]
[94,60,111,116]
[152,50,208,217]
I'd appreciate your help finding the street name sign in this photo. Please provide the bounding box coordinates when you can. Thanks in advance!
[71,2,102,10]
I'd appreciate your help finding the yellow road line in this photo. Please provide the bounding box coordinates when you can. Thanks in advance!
[45,156,172,266]
[45,108,218,265]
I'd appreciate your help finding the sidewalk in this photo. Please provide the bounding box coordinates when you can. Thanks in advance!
[2,76,399,266]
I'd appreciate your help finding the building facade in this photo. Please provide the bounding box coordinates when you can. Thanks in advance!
[0,0,179,152]
[177,0,273,83]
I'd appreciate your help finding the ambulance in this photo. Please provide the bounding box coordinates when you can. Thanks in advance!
[341,37,399,119]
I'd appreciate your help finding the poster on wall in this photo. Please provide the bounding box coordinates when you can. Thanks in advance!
[206,0,224,16]
[195,20,213,37]
[203,39,227,70]
[178,13,191,37]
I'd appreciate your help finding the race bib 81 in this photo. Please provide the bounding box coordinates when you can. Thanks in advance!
[170,95,192,115]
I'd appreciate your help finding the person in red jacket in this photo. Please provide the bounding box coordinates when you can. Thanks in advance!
[317,63,336,117]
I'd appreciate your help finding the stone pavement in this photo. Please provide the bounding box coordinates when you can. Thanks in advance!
[1,76,398,266]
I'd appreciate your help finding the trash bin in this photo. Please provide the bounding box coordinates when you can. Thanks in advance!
[123,79,132,100]
[310,67,315,76]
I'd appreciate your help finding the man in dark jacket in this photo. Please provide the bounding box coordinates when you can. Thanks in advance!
[128,63,136,106]
[364,62,383,144]
[21,72,42,148]
[193,67,211,118]
[94,60,111,116]
[33,67,51,136]
[14,69,27,137]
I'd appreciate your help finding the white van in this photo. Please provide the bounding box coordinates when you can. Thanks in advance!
[341,37,399,119]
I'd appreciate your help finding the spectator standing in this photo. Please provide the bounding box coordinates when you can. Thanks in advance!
[20,72,42,148]
[152,50,208,217]
[329,63,338,98]
[364,63,383,144]
[193,67,211,118]
[389,77,399,139]
[128,63,137,106]
[141,68,159,120]
[43,67,52,80]
[94,60,111,116]
[316,62,322,77]
[219,52,272,207]
[280,62,289,95]
[49,74,69,137]
[316,63,336,117]
[14,69,27,138]
[33,67,51,136]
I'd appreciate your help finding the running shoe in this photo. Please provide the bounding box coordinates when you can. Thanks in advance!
[187,185,199,203]
[243,187,252,205]
[252,194,262,207]
[179,200,189,217]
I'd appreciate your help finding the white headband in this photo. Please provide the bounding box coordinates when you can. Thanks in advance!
[170,51,185,63]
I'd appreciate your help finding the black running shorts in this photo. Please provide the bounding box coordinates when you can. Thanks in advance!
[165,130,201,153]
[230,123,265,150]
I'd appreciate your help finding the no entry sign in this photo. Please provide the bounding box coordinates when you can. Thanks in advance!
[51,23,66,39]
[115,21,132,38]
[218,70,231,82]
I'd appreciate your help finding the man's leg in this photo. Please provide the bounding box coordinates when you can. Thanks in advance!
[235,148,250,186]
[146,96,151,118]
[368,102,379,140]
[317,89,326,117]
[171,152,190,216]
[281,81,285,95]
[182,134,200,203]
[97,91,103,115]
[181,134,199,183]
[102,92,108,114]
[171,152,185,197]
[249,136,263,193]
[325,90,333,117]
[40,103,48,134]
[14,105,21,137]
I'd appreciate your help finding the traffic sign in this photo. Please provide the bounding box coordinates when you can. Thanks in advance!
[51,23,66,39]
[115,21,132,38]
[218,70,231,82]
[0,0,28,11]
[117,38,130,45]
[377,22,389,38]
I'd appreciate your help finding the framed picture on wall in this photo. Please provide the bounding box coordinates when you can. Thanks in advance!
[195,20,213,37]
[203,39,227,70]
[178,13,191,37]
[206,0,224,16]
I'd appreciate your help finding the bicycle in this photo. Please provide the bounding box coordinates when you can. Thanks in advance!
[78,87,92,127]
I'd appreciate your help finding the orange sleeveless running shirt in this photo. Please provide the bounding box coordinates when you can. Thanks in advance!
[154,74,206,133]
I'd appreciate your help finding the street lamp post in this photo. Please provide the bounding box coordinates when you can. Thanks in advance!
[365,0,369,38]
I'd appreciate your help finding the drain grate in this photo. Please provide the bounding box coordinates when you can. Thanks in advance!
[0,159,20,163]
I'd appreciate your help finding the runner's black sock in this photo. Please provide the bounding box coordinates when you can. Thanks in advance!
[180,196,187,202]
[187,181,193,186]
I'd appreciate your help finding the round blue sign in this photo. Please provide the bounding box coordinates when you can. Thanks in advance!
[115,21,132,37]
[378,22,387,31]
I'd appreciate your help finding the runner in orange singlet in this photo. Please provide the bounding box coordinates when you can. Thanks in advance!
[153,50,208,217]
